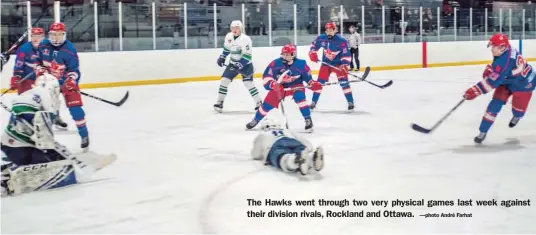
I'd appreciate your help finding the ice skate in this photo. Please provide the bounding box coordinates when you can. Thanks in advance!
[509,117,520,128]
[246,119,259,130]
[54,116,68,129]
[304,118,313,132]
[81,136,89,152]
[311,146,324,171]
[474,132,487,144]
[296,152,309,175]
[213,101,224,113]
[309,101,316,110]
[348,102,354,111]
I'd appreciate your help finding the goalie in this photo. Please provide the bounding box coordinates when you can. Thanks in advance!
[251,118,324,176]
[1,75,115,196]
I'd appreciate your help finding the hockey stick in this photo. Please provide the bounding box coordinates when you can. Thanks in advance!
[1,12,47,71]
[277,70,291,129]
[411,98,466,134]
[79,91,129,107]
[321,63,392,89]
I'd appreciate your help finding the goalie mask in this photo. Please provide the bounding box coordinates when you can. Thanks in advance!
[34,74,61,112]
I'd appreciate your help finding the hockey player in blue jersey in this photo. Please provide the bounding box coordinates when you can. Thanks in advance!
[37,22,89,150]
[463,34,535,143]
[214,20,263,112]
[246,44,323,132]
[1,76,116,196]
[251,118,324,176]
[308,22,354,110]
[10,27,45,95]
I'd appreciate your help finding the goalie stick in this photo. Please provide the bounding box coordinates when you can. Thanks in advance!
[411,98,466,134]
[321,63,392,89]
[80,91,129,107]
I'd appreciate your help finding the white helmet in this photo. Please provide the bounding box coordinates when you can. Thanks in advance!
[230,20,243,30]
[261,117,283,131]
[33,74,61,109]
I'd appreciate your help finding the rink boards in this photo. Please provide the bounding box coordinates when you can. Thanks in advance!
[1,39,536,92]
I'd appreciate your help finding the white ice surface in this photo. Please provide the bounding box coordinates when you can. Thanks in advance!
[1,65,535,233]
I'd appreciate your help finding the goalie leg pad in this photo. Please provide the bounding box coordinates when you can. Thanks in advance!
[33,111,56,150]
[7,159,77,195]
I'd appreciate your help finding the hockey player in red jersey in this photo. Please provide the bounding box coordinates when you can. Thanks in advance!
[463,34,535,143]
[10,27,45,94]
[37,22,89,150]
[246,44,322,132]
[309,22,354,110]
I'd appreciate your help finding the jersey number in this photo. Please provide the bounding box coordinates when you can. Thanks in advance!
[245,45,250,50]
[272,130,284,137]
[32,94,41,104]
[512,55,531,77]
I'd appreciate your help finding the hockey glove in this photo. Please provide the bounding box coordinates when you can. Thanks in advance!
[463,85,482,100]
[269,81,285,98]
[308,51,318,63]
[339,64,350,75]
[482,64,493,79]
[229,61,243,71]
[35,65,48,77]
[61,77,79,92]
[10,76,21,90]
[308,80,322,91]
[217,55,226,67]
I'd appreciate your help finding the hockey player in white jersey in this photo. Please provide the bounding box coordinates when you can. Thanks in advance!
[1,75,116,196]
[214,20,262,112]
[251,118,324,175]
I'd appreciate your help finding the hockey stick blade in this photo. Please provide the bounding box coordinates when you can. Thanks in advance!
[80,91,129,107]
[411,123,432,134]
[411,99,465,134]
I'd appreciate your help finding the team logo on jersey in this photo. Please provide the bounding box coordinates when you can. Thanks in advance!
[44,60,66,78]
[323,49,340,61]
[42,49,49,56]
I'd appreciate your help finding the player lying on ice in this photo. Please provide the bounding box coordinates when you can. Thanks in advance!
[251,118,324,176]
[463,33,535,144]
[246,44,322,132]
[1,76,116,197]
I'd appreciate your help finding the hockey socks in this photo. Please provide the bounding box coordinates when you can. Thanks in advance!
[243,80,262,104]
[216,77,232,103]
[479,98,504,133]
[339,80,354,103]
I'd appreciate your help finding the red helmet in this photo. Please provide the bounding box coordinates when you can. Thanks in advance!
[325,22,337,30]
[49,22,66,33]
[488,33,509,48]
[31,27,44,35]
[281,44,296,55]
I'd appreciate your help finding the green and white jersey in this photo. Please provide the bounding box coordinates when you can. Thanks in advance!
[2,87,55,148]
[223,32,253,64]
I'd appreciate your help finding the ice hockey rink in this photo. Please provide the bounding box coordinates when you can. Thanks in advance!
[1,64,535,233]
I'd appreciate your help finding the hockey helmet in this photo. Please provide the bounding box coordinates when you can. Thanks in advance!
[230,20,243,36]
[49,22,66,46]
[261,117,283,131]
[325,22,337,30]
[281,44,296,63]
[487,33,509,48]
[31,27,44,35]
